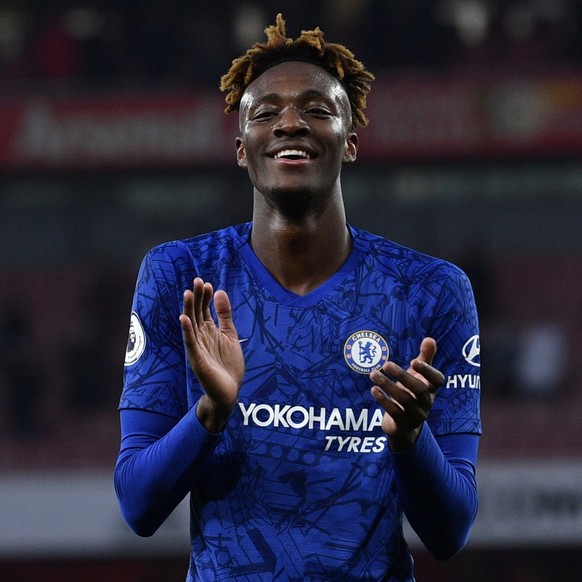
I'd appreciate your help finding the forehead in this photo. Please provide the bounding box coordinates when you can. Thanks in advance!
[240,61,349,111]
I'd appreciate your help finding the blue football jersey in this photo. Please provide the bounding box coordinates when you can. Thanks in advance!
[121,222,481,581]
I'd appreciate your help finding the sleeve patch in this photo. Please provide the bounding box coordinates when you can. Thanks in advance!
[124,311,147,366]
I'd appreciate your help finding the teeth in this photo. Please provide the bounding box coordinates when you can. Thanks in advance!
[274,149,310,159]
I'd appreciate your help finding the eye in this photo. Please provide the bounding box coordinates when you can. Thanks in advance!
[252,108,278,121]
[306,106,332,117]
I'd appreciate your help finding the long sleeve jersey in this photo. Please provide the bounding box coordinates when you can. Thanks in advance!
[115,222,481,581]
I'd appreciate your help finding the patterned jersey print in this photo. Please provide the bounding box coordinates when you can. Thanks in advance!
[121,222,481,581]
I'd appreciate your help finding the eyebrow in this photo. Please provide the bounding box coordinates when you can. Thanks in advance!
[251,89,335,107]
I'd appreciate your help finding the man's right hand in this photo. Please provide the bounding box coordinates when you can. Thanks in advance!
[179,277,245,433]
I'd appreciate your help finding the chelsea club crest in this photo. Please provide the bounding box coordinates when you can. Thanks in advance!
[344,330,389,374]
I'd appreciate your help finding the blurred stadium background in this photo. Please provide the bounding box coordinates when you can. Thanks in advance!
[1,1,582,580]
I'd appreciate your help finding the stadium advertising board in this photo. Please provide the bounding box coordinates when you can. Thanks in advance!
[1,461,582,556]
[1,72,582,169]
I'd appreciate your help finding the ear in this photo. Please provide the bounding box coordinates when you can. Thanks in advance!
[343,132,358,164]
[236,137,247,168]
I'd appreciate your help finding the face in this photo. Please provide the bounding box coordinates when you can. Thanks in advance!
[236,61,358,202]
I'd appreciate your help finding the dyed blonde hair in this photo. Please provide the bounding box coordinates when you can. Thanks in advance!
[220,13,374,128]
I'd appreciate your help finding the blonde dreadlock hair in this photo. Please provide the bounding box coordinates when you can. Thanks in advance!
[220,13,375,128]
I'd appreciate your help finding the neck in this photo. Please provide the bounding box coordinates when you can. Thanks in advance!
[250,193,351,295]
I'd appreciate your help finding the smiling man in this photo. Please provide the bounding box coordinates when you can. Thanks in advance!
[115,14,481,582]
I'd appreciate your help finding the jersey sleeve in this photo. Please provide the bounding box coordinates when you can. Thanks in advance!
[426,263,481,436]
[119,244,189,419]
[392,427,479,559]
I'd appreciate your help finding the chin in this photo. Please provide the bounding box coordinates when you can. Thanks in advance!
[273,187,312,204]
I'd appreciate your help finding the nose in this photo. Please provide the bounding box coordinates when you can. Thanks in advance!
[273,105,309,136]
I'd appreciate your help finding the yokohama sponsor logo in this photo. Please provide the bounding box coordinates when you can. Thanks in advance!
[238,402,388,453]
[238,402,384,432]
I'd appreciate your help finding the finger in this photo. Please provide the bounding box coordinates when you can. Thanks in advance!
[179,311,195,346]
[376,361,417,394]
[182,287,194,318]
[417,337,437,365]
[374,361,437,406]
[371,385,404,415]
[201,280,214,321]
[193,278,212,326]
[181,288,197,335]
[370,385,426,430]
[213,290,238,336]
[409,337,444,391]
[192,278,203,325]
[370,367,417,406]
[410,359,445,389]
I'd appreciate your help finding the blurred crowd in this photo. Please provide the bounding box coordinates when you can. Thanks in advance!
[1,0,582,87]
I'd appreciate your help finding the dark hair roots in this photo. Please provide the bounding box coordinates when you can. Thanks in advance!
[220,13,375,128]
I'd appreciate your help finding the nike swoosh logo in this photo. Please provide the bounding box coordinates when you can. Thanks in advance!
[238,338,249,343]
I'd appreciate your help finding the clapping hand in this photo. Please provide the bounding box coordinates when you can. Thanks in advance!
[370,338,444,451]
[179,278,245,432]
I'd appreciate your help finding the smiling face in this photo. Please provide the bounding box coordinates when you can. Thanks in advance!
[236,61,358,207]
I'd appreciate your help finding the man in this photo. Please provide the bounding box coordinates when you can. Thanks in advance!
[115,14,481,581]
